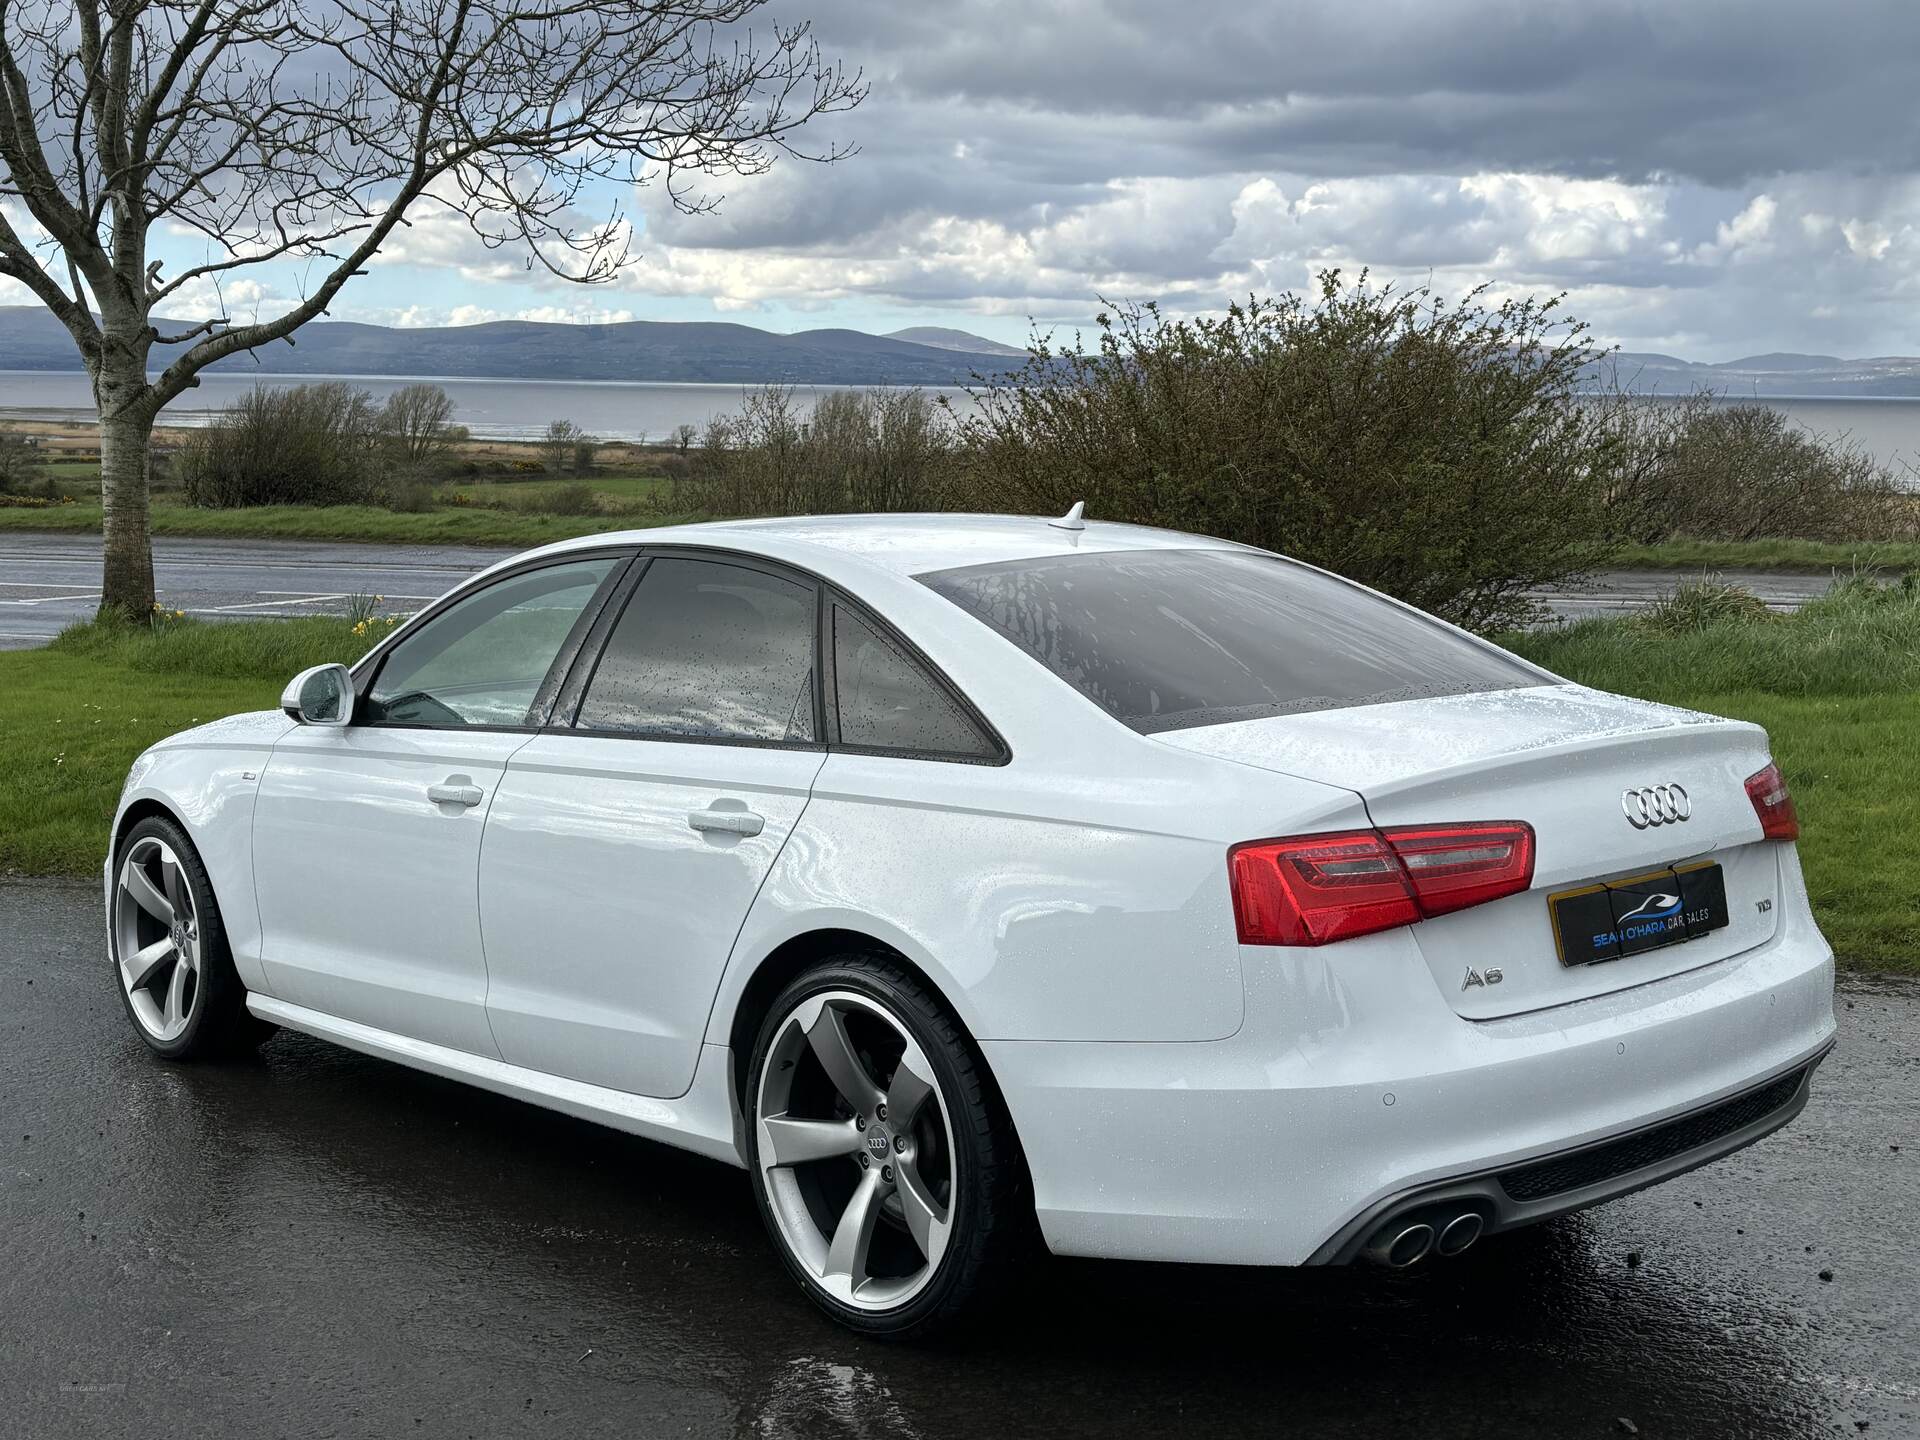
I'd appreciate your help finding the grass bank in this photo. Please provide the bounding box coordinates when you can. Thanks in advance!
[0,617,375,877]
[1607,538,1920,573]
[0,499,688,545]
[4,584,1916,972]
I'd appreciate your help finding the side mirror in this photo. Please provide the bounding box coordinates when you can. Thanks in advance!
[281,663,354,726]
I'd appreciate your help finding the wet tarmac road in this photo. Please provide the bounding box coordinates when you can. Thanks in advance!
[0,531,1850,648]
[3,879,1916,1439]
[0,534,513,649]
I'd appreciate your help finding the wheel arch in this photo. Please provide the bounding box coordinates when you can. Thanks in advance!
[724,927,952,1103]
[112,796,186,863]
[719,928,1030,1189]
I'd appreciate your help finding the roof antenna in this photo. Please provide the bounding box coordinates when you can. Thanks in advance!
[1048,500,1086,532]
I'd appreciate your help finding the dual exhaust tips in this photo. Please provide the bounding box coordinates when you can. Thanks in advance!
[1362,1209,1486,1267]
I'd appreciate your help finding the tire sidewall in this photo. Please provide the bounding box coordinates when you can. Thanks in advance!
[110,815,240,1060]
[745,958,989,1336]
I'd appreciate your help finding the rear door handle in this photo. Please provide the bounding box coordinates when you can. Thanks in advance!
[427,779,485,808]
[688,806,765,837]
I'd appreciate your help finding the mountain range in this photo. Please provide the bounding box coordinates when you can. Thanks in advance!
[1586,350,1920,398]
[4,305,1920,395]
[0,308,1026,387]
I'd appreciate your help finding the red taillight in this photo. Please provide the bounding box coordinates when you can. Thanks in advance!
[1745,762,1799,841]
[1229,821,1535,946]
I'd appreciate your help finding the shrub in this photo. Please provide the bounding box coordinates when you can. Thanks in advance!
[1603,395,1909,544]
[0,430,45,494]
[672,385,957,518]
[955,274,1617,631]
[1639,577,1776,633]
[384,479,437,513]
[498,482,598,516]
[177,383,384,507]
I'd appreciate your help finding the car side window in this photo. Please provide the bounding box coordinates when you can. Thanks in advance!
[575,556,818,743]
[363,557,620,728]
[831,604,996,760]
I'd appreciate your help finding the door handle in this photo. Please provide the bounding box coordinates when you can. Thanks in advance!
[427,779,485,808]
[688,806,765,837]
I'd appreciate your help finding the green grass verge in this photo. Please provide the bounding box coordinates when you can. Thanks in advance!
[0,617,375,877]
[0,499,691,545]
[1613,538,1920,573]
[5,589,1917,971]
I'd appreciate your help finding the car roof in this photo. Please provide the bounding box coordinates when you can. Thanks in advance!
[501,512,1251,583]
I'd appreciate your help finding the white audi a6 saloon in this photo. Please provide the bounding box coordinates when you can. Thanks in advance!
[107,513,1836,1336]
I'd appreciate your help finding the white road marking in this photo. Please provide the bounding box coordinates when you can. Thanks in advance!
[198,592,352,613]
[258,589,441,600]
[0,592,102,606]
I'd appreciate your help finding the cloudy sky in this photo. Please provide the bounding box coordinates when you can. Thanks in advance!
[12,0,1920,359]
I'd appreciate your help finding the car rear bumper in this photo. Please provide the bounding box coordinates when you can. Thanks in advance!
[1305,1041,1829,1264]
[984,892,1836,1268]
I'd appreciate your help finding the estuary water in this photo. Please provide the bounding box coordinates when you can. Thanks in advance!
[0,369,974,445]
[3,369,1919,476]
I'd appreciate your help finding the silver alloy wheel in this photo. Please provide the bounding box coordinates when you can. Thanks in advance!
[756,990,957,1311]
[114,835,201,1043]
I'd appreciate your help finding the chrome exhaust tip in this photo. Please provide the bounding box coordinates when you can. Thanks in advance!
[1436,1211,1485,1257]
[1365,1221,1436,1268]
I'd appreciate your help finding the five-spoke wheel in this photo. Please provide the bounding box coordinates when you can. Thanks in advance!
[115,834,202,1042]
[110,815,270,1058]
[747,956,1021,1337]
[756,990,956,1309]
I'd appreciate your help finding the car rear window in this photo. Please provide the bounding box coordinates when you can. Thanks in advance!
[917,549,1546,733]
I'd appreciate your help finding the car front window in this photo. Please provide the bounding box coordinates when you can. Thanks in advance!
[364,557,620,728]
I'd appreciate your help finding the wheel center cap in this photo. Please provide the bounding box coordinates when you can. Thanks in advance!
[865,1128,891,1161]
[170,922,188,951]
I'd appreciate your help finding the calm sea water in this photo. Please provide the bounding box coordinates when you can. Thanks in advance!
[0,370,974,445]
[3,370,1918,477]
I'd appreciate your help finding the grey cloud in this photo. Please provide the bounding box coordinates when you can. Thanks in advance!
[608,1,1920,354]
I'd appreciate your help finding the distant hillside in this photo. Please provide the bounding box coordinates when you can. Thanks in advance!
[1585,350,1920,397]
[884,326,1026,358]
[6,305,1918,395]
[0,308,1029,386]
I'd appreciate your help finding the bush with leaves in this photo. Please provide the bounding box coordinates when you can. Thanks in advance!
[670,385,957,518]
[540,420,584,474]
[955,273,1619,630]
[1602,393,1909,544]
[177,384,385,507]
[0,429,45,494]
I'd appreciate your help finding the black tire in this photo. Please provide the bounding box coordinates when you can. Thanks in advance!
[110,814,275,1059]
[745,953,1024,1339]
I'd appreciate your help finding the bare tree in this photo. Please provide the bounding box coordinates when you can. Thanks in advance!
[0,2,863,618]
[539,418,581,473]
[379,383,457,469]
[671,422,698,454]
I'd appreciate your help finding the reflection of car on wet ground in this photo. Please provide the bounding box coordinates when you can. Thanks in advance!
[101,511,1836,1336]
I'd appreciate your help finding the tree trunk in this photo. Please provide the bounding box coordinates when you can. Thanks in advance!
[97,402,158,622]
